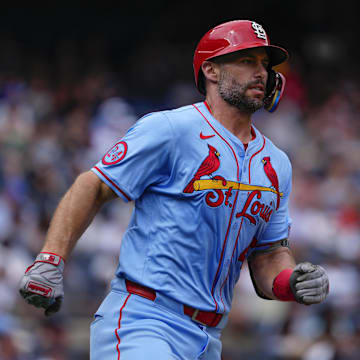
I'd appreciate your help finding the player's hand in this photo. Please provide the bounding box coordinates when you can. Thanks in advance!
[290,262,329,305]
[19,252,65,316]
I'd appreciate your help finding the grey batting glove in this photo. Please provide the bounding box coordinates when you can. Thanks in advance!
[19,252,65,316]
[290,262,329,305]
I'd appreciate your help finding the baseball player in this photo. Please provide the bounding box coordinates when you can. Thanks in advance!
[19,20,329,359]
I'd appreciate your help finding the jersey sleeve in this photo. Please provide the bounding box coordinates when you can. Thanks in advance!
[254,161,292,251]
[91,112,174,202]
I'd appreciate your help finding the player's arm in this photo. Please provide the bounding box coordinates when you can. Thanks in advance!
[41,170,117,260]
[248,241,329,305]
[248,244,295,300]
[19,171,117,315]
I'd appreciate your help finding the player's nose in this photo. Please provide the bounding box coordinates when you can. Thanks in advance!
[254,59,268,82]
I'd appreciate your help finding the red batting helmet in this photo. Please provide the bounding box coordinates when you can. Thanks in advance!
[193,20,289,95]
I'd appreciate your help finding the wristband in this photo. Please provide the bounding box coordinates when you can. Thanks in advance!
[272,268,296,301]
[37,252,65,266]
[25,252,65,274]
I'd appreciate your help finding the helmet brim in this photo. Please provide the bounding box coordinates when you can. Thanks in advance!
[207,44,289,67]
[264,45,289,66]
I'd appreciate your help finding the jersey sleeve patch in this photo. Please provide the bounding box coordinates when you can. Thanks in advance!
[102,141,128,165]
[91,111,174,202]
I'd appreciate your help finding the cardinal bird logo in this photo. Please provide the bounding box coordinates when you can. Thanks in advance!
[262,157,280,210]
[183,144,220,193]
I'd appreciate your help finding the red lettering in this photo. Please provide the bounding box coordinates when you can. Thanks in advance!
[237,191,274,225]
[205,176,228,208]
[205,190,224,207]
[259,205,268,218]
[250,201,264,215]
[203,180,274,225]
[236,190,261,224]
[224,187,233,206]
[259,203,273,222]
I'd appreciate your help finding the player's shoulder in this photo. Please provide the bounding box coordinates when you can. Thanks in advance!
[139,102,203,137]
[161,102,203,125]
[139,102,200,124]
[128,107,175,136]
[259,130,292,172]
[265,136,290,161]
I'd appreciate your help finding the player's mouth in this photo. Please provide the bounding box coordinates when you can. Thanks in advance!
[248,83,265,96]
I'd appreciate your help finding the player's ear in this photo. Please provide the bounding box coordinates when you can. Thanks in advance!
[264,71,286,113]
[201,61,220,84]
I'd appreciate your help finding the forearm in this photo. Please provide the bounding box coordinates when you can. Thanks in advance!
[41,171,115,260]
[249,247,296,299]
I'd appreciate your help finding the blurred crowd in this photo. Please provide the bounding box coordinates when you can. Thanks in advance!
[1,26,360,360]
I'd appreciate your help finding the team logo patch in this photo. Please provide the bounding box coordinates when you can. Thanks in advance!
[251,22,267,41]
[102,141,128,165]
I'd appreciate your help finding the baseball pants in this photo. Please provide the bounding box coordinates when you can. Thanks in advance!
[90,278,225,359]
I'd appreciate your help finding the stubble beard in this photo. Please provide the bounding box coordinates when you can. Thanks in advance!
[218,69,264,114]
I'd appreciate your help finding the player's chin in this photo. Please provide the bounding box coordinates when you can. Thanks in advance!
[248,91,265,101]
[247,96,264,109]
[251,100,264,113]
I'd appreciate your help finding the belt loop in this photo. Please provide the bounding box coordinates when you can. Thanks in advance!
[191,309,200,322]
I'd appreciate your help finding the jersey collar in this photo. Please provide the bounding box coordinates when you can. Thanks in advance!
[198,101,263,153]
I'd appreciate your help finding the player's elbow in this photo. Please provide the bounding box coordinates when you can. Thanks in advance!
[75,170,117,205]
[74,171,101,190]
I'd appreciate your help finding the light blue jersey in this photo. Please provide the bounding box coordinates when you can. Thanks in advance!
[91,101,292,315]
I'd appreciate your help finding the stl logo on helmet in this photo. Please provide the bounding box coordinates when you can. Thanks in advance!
[251,22,267,41]
[102,141,128,165]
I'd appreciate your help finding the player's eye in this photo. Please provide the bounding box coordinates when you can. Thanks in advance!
[241,58,254,64]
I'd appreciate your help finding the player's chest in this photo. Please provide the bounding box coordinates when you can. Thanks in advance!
[179,138,281,227]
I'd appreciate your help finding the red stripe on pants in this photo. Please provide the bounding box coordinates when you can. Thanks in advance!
[115,294,131,359]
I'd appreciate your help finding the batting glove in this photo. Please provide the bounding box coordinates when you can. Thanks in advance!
[19,252,65,316]
[290,262,329,305]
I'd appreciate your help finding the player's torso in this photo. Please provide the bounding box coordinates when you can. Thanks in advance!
[116,102,286,313]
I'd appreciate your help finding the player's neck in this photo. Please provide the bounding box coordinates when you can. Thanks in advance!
[205,96,253,144]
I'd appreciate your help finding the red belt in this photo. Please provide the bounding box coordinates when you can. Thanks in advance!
[125,280,223,327]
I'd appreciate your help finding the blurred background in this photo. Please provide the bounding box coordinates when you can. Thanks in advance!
[0,3,359,359]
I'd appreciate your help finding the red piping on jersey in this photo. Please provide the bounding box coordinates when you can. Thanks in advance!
[216,120,264,310]
[219,218,244,310]
[248,136,266,184]
[218,134,266,308]
[205,101,256,151]
[204,100,212,114]
[94,166,131,202]
[243,127,257,150]
[238,236,258,262]
[193,102,240,312]
[115,293,131,359]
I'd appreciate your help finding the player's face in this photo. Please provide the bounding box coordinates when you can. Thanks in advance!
[217,48,269,113]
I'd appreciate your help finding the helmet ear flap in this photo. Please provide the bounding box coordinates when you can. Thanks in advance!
[264,70,286,113]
